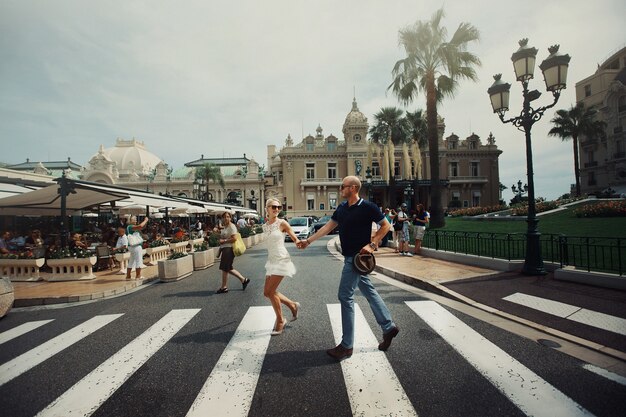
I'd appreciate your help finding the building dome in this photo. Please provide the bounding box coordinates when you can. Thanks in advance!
[96,138,163,176]
[343,98,368,130]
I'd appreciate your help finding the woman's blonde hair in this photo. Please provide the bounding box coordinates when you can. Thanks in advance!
[265,197,281,209]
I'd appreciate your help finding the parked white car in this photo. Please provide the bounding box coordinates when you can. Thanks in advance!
[285,217,314,242]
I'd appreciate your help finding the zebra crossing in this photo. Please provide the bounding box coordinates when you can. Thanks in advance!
[0,300,616,417]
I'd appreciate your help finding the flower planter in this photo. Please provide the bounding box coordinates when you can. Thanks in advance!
[192,250,214,270]
[0,258,45,281]
[45,256,97,281]
[114,252,131,274]
[0,277,14,318]
[169,241,189,255]
[188,238,205,253]
[145,245,169,265]
[158,255,194,282]
[242,237,253,248]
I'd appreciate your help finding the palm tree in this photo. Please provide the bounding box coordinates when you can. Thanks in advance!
[389,7,481,228]
[369,107,409,206]
[405,110,428,180]
[548,102,606,196]
[195,163,225,200]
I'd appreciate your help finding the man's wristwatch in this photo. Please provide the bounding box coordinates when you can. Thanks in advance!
[369,242,377,250]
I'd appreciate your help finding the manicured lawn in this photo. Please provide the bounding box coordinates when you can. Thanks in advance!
[439,204,626,238]
[422,202,626,274]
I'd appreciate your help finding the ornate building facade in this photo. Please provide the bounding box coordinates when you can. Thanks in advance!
[81,138,265,215]
[266,99,502,218]
[575,46,626,196]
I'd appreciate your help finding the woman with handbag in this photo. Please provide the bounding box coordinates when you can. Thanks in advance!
[216,212,250,294]
[262,198,301,336]
[126,216,148,280]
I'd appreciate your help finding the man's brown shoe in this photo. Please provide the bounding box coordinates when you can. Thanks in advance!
[326,344,353,360]
[378,326,399,351]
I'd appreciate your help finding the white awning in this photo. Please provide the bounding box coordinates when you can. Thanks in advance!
[0,179,195,216]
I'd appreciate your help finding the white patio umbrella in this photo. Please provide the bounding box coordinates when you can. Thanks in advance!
[118,205,159,215]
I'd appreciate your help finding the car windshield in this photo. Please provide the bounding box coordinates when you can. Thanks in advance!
[319,216,332,222]
[289,218,308,226]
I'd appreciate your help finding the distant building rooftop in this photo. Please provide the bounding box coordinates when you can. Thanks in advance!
[185,154,250,167]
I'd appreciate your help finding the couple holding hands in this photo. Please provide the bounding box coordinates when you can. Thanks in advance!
[260,175,399,360]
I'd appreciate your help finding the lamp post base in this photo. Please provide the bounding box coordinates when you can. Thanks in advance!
[522,230,547,276]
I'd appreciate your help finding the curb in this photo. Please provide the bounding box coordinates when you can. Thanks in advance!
[378,264,626,362]
[12,276,160,308]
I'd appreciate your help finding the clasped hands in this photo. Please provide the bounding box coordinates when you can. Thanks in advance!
[295,239,309,249]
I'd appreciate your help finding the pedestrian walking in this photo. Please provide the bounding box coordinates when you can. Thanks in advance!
[262,198,301,336]
[298,175,399,360]
[126,216,148,280]
[216,212,250,294]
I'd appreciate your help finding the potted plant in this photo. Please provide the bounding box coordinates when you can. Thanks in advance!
[191,242,214,270]
[207,232,221,259]
[0,251,46,282]
[188,232,205,252]
[146,238,169,265]
[239,226,253,248]
[45,247,97,281]
[158,251,193,282]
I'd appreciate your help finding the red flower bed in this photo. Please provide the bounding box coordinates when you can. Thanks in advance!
[573,201,626,218]
[448,205,507,217]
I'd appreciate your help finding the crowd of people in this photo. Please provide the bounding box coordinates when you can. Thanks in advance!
[376,202,430,256]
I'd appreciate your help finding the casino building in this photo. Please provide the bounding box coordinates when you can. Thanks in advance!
[266,98,503,217]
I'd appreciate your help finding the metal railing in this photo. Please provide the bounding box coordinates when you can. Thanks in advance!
[422,230,625,276]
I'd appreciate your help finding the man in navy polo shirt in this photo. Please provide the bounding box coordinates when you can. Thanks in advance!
[299,176,399,360]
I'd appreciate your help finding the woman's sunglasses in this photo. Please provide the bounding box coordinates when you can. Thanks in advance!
[270,205,282,210]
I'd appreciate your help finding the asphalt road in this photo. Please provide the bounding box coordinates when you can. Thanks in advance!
[1,237,625,417]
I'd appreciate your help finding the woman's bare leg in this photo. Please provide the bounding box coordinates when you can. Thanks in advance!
[264,275,293,331]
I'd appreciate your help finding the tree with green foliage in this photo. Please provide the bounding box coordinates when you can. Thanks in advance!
[195,163,225,200]
[548,102,606,197]
[389,7,481,228]
[369,107,410,205]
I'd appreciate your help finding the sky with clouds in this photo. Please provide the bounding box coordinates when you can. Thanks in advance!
[1,0,625,201]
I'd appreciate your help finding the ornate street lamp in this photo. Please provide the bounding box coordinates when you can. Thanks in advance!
[511,180,528,201]
[365,166,373,201]
[488,38,570,275]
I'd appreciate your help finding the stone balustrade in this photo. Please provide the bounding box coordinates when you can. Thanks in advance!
[145,245,169,265]
[169,241,189,254]
[0,258,45,282]
[45,256,97,281]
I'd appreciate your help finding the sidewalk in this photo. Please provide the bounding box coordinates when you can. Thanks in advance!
[10,265,159,307]
[373,246,626,361]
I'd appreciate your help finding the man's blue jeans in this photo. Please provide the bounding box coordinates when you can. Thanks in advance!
[338,256,395,349]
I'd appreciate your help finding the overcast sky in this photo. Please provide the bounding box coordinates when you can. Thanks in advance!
[1,0,625,201]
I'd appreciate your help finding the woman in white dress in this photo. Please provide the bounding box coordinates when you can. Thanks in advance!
[263,198,301,336]
[126,216,148,280]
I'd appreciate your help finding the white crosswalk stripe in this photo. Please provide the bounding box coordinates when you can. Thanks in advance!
[326,303,418,417]
[0,314,123,387]
[1,302,618,417]
[186,306,275,417]
[503,292,626,336]
[406,300,593,417]
[36,309,200,417]
[0,319,54,345]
